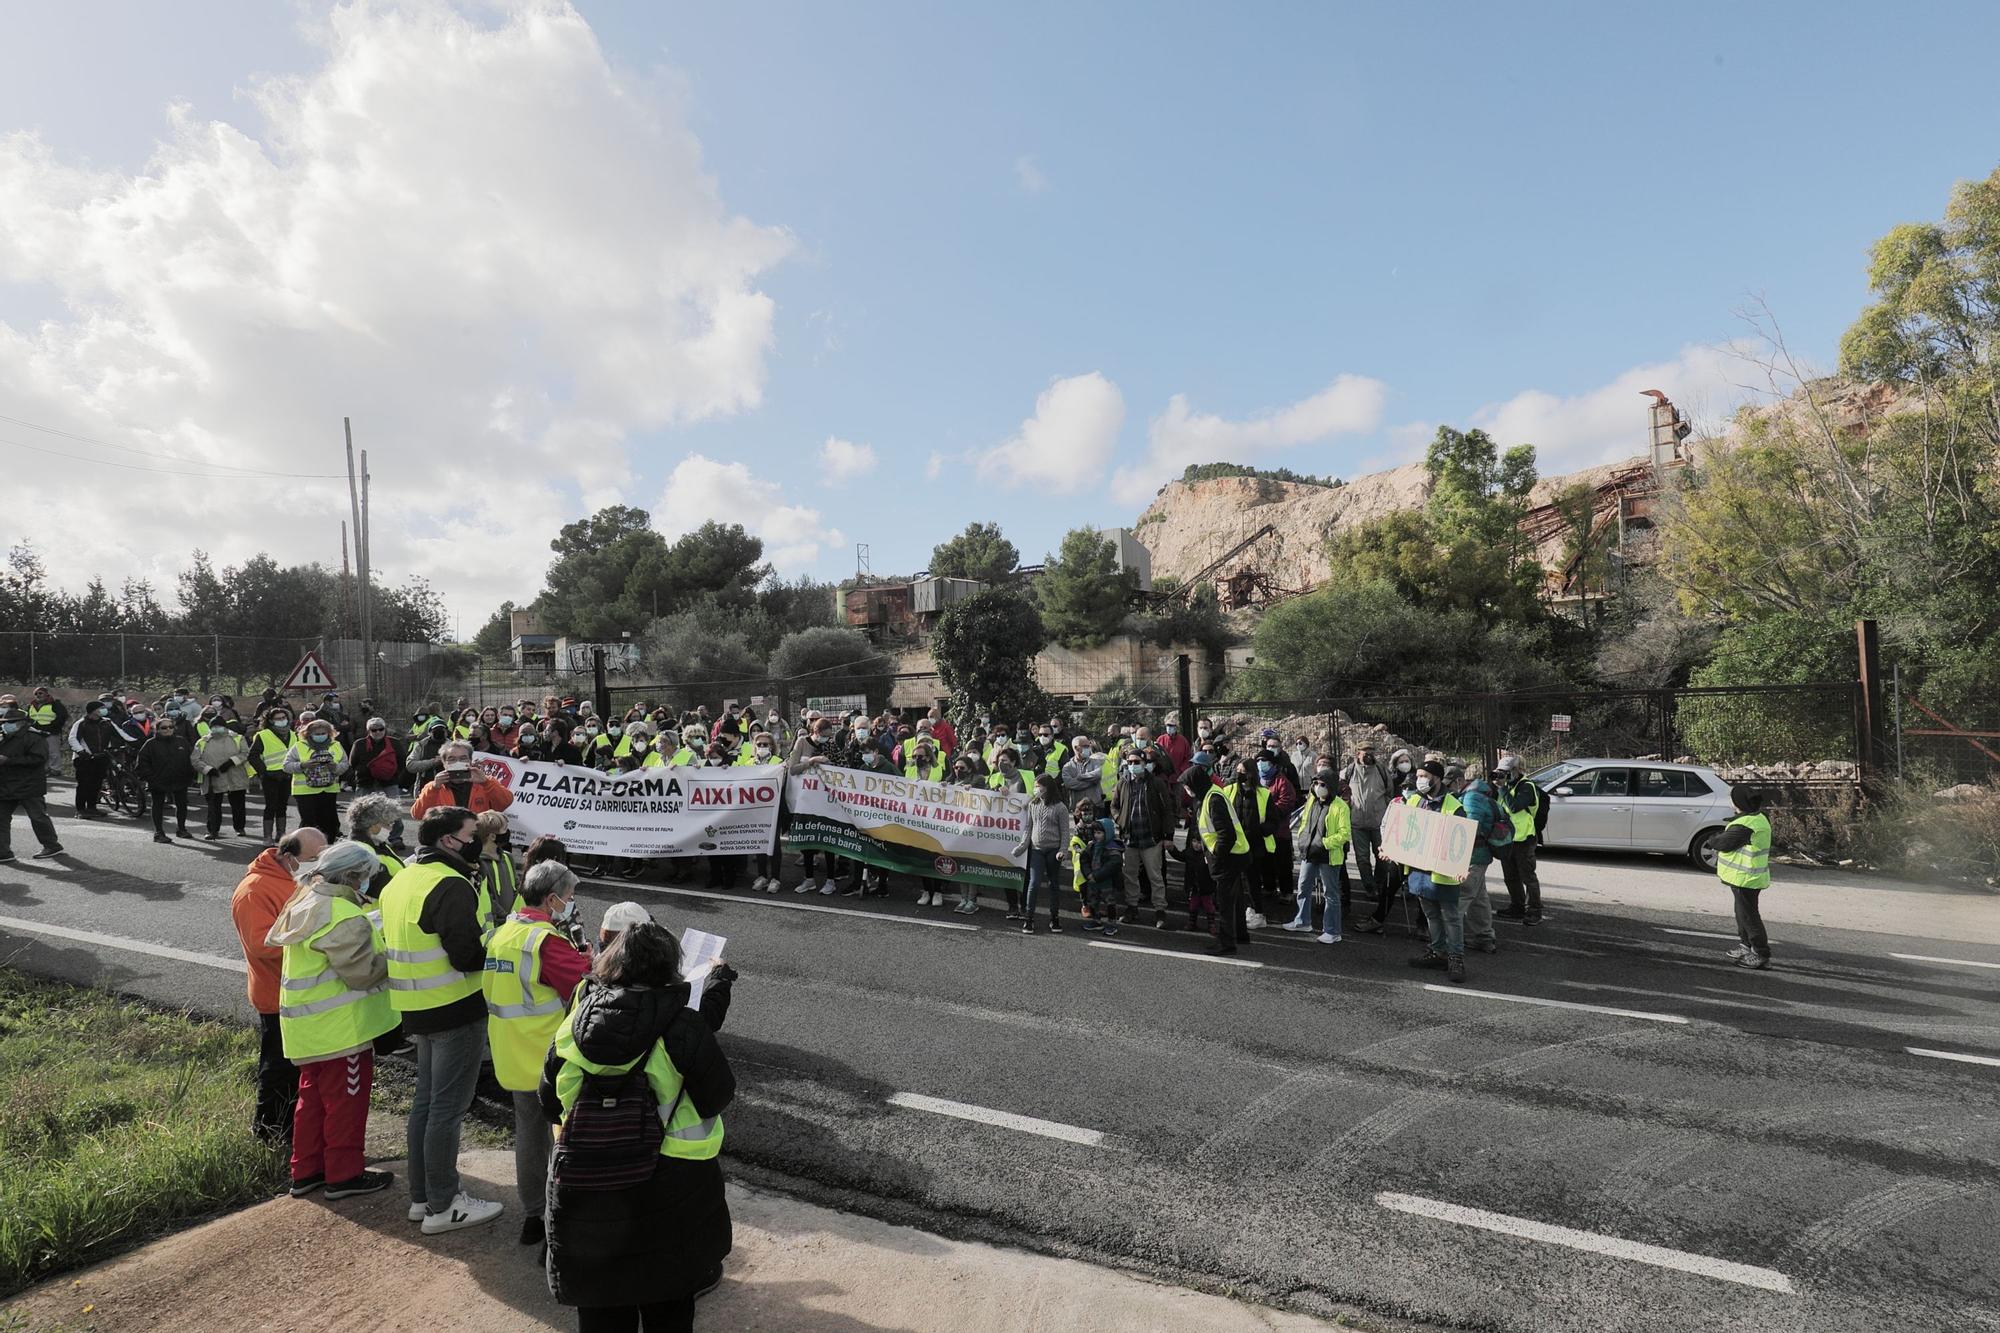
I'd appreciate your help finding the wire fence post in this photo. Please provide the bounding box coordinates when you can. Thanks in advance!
[27,630,33,682]
[119,632,126,684]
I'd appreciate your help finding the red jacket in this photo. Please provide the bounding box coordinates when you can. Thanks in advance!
[931,719,958,757]
[1157,731,1193,775]
[515,907,589,1002]
[231,849,297,1015]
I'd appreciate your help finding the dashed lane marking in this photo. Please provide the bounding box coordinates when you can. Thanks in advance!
[1421,983,1690,1024]
[0,912,246,973]
[1890,953,2000,971]
[886,1092,1106,1146]
[618,883,978,931]
[1375,1191,1796,1294]
[1906,1046,2000,1068]
[1089,940,1264,969]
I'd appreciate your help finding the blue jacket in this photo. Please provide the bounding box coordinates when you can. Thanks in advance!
[1459,783,1510,866]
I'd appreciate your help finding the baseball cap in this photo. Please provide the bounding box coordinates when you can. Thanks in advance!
[1496,754,1524,774]
[600,902,653,936]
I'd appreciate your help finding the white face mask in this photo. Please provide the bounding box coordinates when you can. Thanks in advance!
[1416,776,1434,793]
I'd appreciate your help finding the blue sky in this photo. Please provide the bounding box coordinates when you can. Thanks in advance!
[3,1,1997,619]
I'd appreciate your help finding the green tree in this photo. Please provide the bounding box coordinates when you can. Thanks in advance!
[641,612,769,712]
[1035,528,1136,649]
[471,601,516,656]
[768,626,894,713]
[1839,166,2000,446]
[931,587,1053,722]
[536,507,769,638]
[1132,578,1233,656]
[1235,579,1562,700]
[1327,426,1544,624]
[1676,613,1856,765]
[373,576,451,643]
[928,522,1019,584]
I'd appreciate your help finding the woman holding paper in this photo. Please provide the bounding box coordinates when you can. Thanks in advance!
[541,921,739,1330]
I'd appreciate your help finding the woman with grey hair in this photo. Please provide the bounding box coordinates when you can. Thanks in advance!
[482,855,589,1250]
[346,792,407,895]
[265,839,399,1200]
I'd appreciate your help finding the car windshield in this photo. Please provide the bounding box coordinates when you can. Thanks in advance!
[1529,762,1583,787]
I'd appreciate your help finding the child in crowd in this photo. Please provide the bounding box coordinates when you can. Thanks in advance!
[1071,801,1123,937]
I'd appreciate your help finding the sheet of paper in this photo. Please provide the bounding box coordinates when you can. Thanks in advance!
[682,927,727,1009]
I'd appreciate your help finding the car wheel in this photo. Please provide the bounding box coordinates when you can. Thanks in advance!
[1688,827,1722,871]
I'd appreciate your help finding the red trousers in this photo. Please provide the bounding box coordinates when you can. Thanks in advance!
[292,1050,374,1183]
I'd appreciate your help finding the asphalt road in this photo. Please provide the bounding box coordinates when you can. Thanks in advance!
[4,789,1998,1332]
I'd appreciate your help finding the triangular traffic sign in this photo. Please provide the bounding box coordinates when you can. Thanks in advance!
[282,650,338,692]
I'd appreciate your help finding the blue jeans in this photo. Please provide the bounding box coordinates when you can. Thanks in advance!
[1294,861,1342,934]
[409,1020,486,1211]
[1023,847,1062,922]
[1414,876,1464,956]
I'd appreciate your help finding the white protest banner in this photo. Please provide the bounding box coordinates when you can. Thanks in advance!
[1380,799,1479,881]
[784,765,1027,888]
[476,755,783,859]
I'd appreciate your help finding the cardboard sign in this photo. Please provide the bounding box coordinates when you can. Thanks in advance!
[1381,799,1478,881]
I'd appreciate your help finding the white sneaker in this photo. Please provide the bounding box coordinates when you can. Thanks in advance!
[1245,910,1267,929]
[420,1192,503,1234]
[1317,932,1342,945]
[818,881,839,895]
[1282,920,1313,932]
[1725,945,1749,961]
[407,1202,428,1222]
[793,881,813,894]
[764,878,781,893]
[750,876,769,892]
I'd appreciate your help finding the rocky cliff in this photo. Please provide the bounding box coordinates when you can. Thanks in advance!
[1133,456,1643,590]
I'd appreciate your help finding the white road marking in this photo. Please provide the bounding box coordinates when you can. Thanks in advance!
[1421,983,1689,1024]
[1906,1047,2000,1068]
[1661,928,1741,941]
[887,1092,1105,1146]
[0,913,246,974]
[1089,940,1264,969]
[617,883,977,931]
[1891,953,2000,972]
[1375,1192,1796,1294]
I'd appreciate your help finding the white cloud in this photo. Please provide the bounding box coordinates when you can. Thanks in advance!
[1109,374,1387,504]
[1468,342,1760,471]
[0,0,791,619]
[1014,154,1049,194]
[656,454,844,571]
[924,450,944,481]
[976,372,1125,493]
[818,435,877,483]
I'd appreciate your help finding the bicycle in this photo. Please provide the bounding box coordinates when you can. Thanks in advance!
[103,747,143,817]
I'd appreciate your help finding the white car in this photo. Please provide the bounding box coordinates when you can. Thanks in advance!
[1527,759,1737,870]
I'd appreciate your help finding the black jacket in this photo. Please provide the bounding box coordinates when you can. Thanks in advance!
[133,732,197,789]
[0,726,49,800]
[538,972,737,1309]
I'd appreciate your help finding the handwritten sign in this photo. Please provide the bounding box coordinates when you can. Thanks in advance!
[1381,800,1478,881]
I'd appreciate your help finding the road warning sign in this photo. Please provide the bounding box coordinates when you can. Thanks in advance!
[282,650,338,692]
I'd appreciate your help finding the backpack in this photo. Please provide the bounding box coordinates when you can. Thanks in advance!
[549,1056,676,1191]
[366,741,399,782]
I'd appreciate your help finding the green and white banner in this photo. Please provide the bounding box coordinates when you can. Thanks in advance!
[783,765,1028,887]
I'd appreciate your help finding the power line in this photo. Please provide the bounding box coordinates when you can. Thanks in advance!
[0,433,342,481]
[0,411,344,479]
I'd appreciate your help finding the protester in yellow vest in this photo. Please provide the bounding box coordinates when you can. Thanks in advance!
[378,805,505,1234]
[283,717,348,842]
[1713,786,1774,970]
[248,706,298,843]
[539,921,738,1319]
[475,810,520,937]
[483,860,588,1249]
[264,840,399,1200]
[1394,761,1468,984]
[1492,753,1545,925]
[1285,768,1351,943]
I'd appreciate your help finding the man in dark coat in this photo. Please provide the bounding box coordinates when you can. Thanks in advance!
[133,714,197,842]
[0,706,65,860]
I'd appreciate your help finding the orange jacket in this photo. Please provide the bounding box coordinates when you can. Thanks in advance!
[231,848,298,1015]
[411,774,515,818]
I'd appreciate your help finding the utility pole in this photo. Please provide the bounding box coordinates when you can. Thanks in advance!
[1856,617,1883,795]
[344,420,367,701]
[360,446,376,701]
